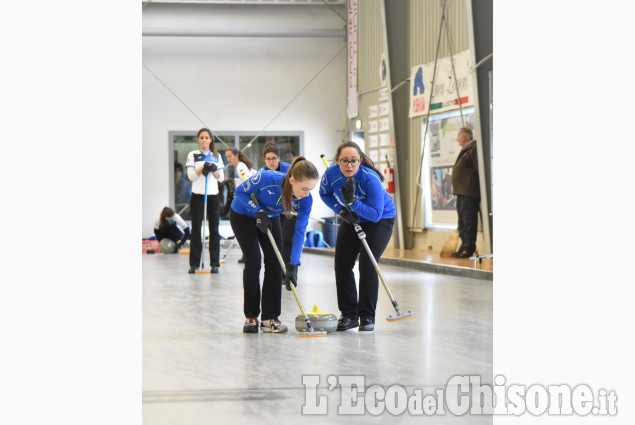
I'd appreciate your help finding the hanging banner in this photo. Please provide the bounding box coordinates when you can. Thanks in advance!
[347,0,359,119]
[409,50,473,118]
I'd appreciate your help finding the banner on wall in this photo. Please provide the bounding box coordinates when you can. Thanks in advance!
[409,50,473,118]
[347,0,359,119]
[422,108,475,226]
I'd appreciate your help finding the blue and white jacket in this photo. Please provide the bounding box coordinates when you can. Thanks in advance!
[231,170,313,265]
[185,150,225,195]
[319,164,395,223]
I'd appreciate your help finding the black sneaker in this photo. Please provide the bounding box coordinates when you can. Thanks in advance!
[336,316,359,331]
[237,256,245,264]
[359,318,375,333]
[211,266,219,273]
[188,267,198,274]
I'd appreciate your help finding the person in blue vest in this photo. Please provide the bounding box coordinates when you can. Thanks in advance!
[258,141,294,285]
[320,141,396,333]
[230,156,318,334]
[185,128,225,274]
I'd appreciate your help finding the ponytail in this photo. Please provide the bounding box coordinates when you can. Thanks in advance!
[159,206,175,227]
[281,156,318,217]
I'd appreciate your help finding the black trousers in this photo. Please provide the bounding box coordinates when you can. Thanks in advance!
[189,193,221,268]
[334,218,394,320]
[280,213,297,266]
[154,226,188,245]
[230,209,283,320]
[456,195,480,254]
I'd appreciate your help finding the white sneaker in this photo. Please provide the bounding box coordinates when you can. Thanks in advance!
[260,318,288,333]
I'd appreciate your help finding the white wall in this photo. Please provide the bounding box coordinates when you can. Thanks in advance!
[142,4,347,237]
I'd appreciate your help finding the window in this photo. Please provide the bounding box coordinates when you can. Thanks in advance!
[169,131,303,220]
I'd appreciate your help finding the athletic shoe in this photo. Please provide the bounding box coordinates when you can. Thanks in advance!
[359,318,375,333]
[451,250,472,258]
[261,318,288,333]
[243,317,259,333]
[188,267,197,274]
[336,316,359,331]
[211,266,219,273]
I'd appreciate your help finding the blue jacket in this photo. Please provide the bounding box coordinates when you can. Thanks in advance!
[231,170,313,265]
[319,164,395,223]
[258,161,291,174]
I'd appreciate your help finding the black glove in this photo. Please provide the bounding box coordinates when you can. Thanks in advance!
[339,208,359,225]
[254,211,271,234]
[178,228,190,248]
[202,162,217,176]
[285,264,298,291]
[340,177,356,204]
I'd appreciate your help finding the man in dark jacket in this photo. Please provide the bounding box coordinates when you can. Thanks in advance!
[451,127,480,258]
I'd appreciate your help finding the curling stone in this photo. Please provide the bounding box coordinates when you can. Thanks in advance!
[295,305,338,334]
[159,238,176,253]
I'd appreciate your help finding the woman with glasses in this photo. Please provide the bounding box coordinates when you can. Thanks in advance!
[258,142,294,287]
[319,141,396,333]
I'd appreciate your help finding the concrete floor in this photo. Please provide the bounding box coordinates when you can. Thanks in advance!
[143,243,492,424]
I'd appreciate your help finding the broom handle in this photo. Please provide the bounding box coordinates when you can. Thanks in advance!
[264,228,311,321]
[199,173,209,270]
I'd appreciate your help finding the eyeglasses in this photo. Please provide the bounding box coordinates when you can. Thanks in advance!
[339,159,360,166]
[265,157,279,162]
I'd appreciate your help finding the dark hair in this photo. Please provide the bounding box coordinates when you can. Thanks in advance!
[334,141,384,182]
[226,147,253,170]
[175,162,184,173]
[281,156,319,216]
[197,128,219,156]
[263,141,282,170]
[263,141,281,159]
[159,206,175,227]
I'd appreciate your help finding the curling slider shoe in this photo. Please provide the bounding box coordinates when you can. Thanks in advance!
[386,309,415,323]
[195,268,211,275]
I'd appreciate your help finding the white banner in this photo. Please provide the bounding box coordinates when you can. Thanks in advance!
[409,50,473,118]
[347,0,359,119]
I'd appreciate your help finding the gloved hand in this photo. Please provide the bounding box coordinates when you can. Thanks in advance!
[285,264,298,291]
[202,162,217,176]
[340,177,356,204]
[339,208,359,225]
[254,211,271,234]
[178,228,190,249]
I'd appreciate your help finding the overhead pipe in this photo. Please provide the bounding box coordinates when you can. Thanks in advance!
[142,28,345,38]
